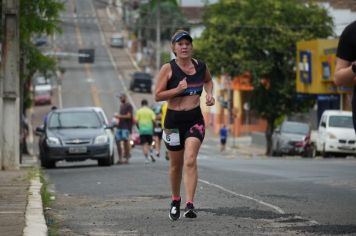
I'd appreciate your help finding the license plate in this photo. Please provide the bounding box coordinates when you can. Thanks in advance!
[339,146,353,150]
[139,83,146,87]
[69,146,87,154]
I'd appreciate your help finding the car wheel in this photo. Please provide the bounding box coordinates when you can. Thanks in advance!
[110,153,114,165]
[272,143,282,157]
[321,144,329,158]
[98,155,112,166]
[303,144,316,158]
[41,156,56,169]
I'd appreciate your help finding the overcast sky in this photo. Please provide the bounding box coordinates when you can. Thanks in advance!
[180,0,218,6]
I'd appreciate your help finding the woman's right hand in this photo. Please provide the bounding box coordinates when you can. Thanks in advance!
[177,78,187,93]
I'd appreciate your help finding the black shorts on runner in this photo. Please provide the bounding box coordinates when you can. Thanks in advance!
[140,134,153,145]
[163,106,205,151]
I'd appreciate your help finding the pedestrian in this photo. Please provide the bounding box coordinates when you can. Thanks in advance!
[155,30,215,220]
[219,124,228,152]
[135,99,156,163]
[115,93,133,164]
[43,106,57,125]
[152,102,164,158]
[334,20,356,132]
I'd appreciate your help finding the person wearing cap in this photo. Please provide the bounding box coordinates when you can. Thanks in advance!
[155,29,215,220]
[115,93,133,164]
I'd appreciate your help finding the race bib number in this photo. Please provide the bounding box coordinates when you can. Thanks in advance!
[163,128,180,146]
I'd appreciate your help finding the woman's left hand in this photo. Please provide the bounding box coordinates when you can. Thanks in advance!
[206,94,215,106]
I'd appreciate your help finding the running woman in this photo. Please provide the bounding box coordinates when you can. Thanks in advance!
[155,30,215,220]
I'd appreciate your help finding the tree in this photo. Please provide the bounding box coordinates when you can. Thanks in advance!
[194,0,334,155]
[134,0,188,42]
[19,0,64,110]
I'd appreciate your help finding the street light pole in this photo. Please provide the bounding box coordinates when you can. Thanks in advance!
[0,0,20,170]
[155,0,161,73]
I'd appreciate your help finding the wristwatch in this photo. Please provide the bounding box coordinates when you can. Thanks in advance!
[352,61,356,75]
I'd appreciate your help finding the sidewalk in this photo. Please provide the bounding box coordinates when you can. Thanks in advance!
[204,129,266,158]
[0,154,46,236]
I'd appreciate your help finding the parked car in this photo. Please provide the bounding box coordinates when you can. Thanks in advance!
[110,33,124,48]
[315,110,356,157]
[33,84,52,105]
[129,72,152,93]
[272,120,315,157]
[36,107,115,168]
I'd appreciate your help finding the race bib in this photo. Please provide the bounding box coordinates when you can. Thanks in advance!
[163,128,180,146]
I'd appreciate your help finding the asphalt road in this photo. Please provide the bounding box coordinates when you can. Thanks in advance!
[34,0,356,235]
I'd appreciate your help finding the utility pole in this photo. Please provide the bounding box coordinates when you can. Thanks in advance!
[0,0,20,170]
[155,0,160,73]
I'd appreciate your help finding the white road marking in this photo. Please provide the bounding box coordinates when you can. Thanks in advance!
[198,179,285,214]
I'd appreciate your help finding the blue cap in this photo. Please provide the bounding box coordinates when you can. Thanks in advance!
[171,31,193,43]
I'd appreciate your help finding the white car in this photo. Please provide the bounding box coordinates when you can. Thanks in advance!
[316,110,356,157]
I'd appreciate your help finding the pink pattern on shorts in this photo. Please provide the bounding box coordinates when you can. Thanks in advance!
[190,124,205,136]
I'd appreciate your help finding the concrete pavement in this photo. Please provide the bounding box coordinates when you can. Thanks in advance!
[0,132,264,236]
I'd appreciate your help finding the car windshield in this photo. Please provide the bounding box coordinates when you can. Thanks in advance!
[48,111,102,129]
[112,38,123,43]
[328,115,353,128]
[281,122,309,135]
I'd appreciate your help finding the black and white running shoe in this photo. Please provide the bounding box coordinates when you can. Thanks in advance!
[169,199,181,221]
[184,202,197,218]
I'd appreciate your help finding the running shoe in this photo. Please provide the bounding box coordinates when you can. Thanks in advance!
[169,199,181,221]
[184,202,197,218]
[150,154,156,162]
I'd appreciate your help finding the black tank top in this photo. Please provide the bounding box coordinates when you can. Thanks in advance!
[167,59,206,97]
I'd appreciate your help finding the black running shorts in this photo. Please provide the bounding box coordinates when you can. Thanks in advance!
[163,106,205,151]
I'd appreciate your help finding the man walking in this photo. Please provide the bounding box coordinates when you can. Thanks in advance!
[115,93,133,164]
[135,99,156,163]
[220,124,228,152]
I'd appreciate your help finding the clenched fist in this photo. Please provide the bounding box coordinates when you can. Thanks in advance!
[206,93,215,106]
[177,78,188,93]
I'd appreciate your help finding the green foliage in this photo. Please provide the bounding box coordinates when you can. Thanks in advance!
[195,0,334,123]
[135,0,189,42]
[161,51,171,64]
[19,0,64,109]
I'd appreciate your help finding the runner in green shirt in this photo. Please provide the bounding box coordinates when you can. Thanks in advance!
[135,99,156,163]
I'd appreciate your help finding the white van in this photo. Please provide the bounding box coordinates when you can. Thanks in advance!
[316,110,356,157]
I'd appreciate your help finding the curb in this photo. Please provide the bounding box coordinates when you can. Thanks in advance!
[23,173,47,236]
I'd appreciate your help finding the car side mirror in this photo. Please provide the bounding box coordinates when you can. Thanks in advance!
[35,125,45,136]
[274,128,280,134]
[321,122,326,127]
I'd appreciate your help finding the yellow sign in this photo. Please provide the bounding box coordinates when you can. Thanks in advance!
[296,39,351,94]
